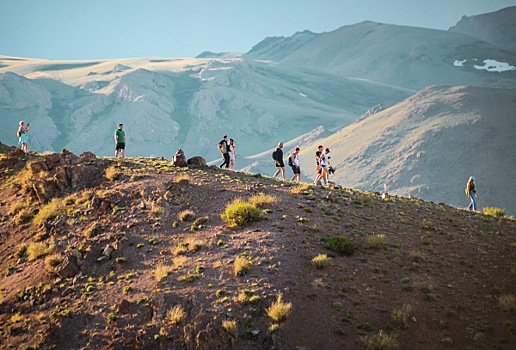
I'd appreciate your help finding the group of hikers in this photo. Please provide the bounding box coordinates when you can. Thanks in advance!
[15,122,481,212]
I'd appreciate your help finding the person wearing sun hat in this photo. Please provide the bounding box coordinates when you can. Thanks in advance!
[465,176,478,211]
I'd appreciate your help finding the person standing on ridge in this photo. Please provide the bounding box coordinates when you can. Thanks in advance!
[314,148,330,186]
[218,135,230,169]
[313,145,323,184]
[272,142,285,180]
[290,147,301,182]
[18,121,30,153]
[465,176,478,211]
[114,124,125,158]
[228,138,236,170]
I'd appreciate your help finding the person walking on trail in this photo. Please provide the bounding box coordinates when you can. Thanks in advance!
[290,147,301,182]
[466,176,478,211]
[313,145,323,184]
[114,124,125,158]
[228,138,236,170]
[218,135,230,169]
[272,142,286,180]
[18,121,30,153]
[314,148,331,186]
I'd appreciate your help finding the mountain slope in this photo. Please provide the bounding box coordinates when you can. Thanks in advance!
[449,6,516,50]
[245,21,516,90]
[300,85,516,216]
[0,56,410,163]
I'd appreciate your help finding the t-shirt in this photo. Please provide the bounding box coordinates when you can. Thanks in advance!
[275,148,283,162]
[315,151,322,165]
[293,154,299,167]
[115,129,125,143]
[219,139,229,154]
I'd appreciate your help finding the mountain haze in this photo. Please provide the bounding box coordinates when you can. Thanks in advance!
[300,85,516,215]
[449,6,516,50]
[245,21,516,90]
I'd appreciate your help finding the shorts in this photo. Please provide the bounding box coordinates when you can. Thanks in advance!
[116,142,125,151]
[291,166,300,174]
[316,165,321,174]
[276,160,284,168]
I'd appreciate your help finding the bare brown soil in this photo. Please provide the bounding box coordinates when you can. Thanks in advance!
[0,150,515,350]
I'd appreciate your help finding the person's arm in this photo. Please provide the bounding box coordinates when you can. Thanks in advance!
[124,133,126,143]
[218,142,223,154]
[114,131,118,143]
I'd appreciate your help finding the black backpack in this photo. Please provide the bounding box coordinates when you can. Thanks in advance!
[272,149,278,161]
[288,155,293,167]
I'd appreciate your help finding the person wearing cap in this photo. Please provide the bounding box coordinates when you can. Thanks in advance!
[218,135,230,169]
[314,148,331,186]
[272,142,286,180]
[465,176,478,211]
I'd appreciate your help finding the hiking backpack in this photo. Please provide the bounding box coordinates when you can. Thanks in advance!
[272,149,278,161]
[288,155,293,167]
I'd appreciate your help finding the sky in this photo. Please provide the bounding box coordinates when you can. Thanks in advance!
[1,0,514,60]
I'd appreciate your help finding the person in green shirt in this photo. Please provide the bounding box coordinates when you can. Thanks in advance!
[114,124,125,157]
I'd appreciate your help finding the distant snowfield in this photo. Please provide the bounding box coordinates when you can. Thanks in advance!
[454,59,516,72]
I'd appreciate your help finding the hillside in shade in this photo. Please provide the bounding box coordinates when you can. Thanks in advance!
[449,6,516,50]
[245,21,516,90]
[299,85,516,216]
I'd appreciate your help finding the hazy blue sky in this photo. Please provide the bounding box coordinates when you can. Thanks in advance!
[1,0,513,60]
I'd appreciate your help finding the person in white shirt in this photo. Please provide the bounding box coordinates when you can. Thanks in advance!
[229,138,236,170]
[290,147,301,182]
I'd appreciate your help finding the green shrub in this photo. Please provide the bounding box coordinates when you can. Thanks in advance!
[324,236,356,255]
[483,207,506,217]
[220,199,262,227]
[391,304,411,329]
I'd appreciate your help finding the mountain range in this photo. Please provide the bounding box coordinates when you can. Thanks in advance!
[1,8,515,214]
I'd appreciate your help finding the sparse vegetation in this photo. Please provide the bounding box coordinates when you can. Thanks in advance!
[155,264,174,281]
[27,242,56,261]
[105,166,121,181]
[234,257,252,276]
[44,254,62,273]
[361,330,399,350]
[248,193,279,207]
[167,304,186,325]
[222,319,238,338]
[178,209,195,222]
[220,198,262,227]
[367,234,385,250]
[312,254,331,269]
[483,207,506,217]
[324,236,356,255]
[498,294,516,311]
[266,293,292,323]
[391,304,411,329]
[32,198,63,226]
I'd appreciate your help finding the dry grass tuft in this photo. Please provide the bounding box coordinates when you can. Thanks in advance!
[234,257,252,276]
[248,193,279,207]
[391,304,411,329]
[150,205,163,218]
[222,319,238,338]
[105,166,122,181]
[266,293,292,323]
[33,198,63,226]
[167,304,186,325]
[175,174,192,184]
[498,294,516,311]
[173,239,203,256]
[14,207,34,225]
[290,184,311,195]
[155,264,174,281]
[408,250,425,262]
[27,242,56,261]
[312,254,331,269]
[367,234,385,250]
[178,210,195,222]
[360,330,399,350]
[45,254,63,273]
[173,256,187,267]
[9,202,28,216]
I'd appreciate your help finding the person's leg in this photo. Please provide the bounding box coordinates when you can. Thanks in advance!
[323,169,329,185]
[468,196,474,210]
[281,167,286,180]
[121,149,125,158]
[115,149,119,157]
[472,195,477,211]
[273,168,280,178]
[224,154,230,169]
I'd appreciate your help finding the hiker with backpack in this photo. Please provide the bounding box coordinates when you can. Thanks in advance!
[465,176,478,211]
[289,147,301,182]
[272,142,286,180]
[314,148,331,186]
[218,135,230,169]
[313,145,323,184]
[114,124,125,158]
[18,121,30,153]
[228,138,236,170]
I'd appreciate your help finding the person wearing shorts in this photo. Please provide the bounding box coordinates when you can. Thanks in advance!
[314,145,323,184]
[314,148,330,186]
[115,124,125,157]
[290,147,301,182]
[18,121,30,153]
[273,142,285,180]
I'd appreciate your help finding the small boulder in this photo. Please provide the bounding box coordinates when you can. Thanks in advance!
[171,149,187,167]
[187,156,207,167]
[80,151,96,162]
[54,255,80,279]
[29,160,49,174]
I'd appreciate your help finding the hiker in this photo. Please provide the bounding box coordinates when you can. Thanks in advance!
[465,176,478,211]
[229,138,236,170]
[289,147,301,182]
[18,121,30,153]
[313,145,323,184]
[114,124,125,158]
[272,142,286,180]
[314,148,330,186]
[218,135,230,169]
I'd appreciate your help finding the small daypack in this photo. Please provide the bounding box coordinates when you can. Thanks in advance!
[272,149,278,161]
[17,130,21,138]
[288,155,293,167]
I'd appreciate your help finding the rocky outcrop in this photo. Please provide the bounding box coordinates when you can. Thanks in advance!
[187,156,207,167]
[171,149,187,167]
[54,255,80,279]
